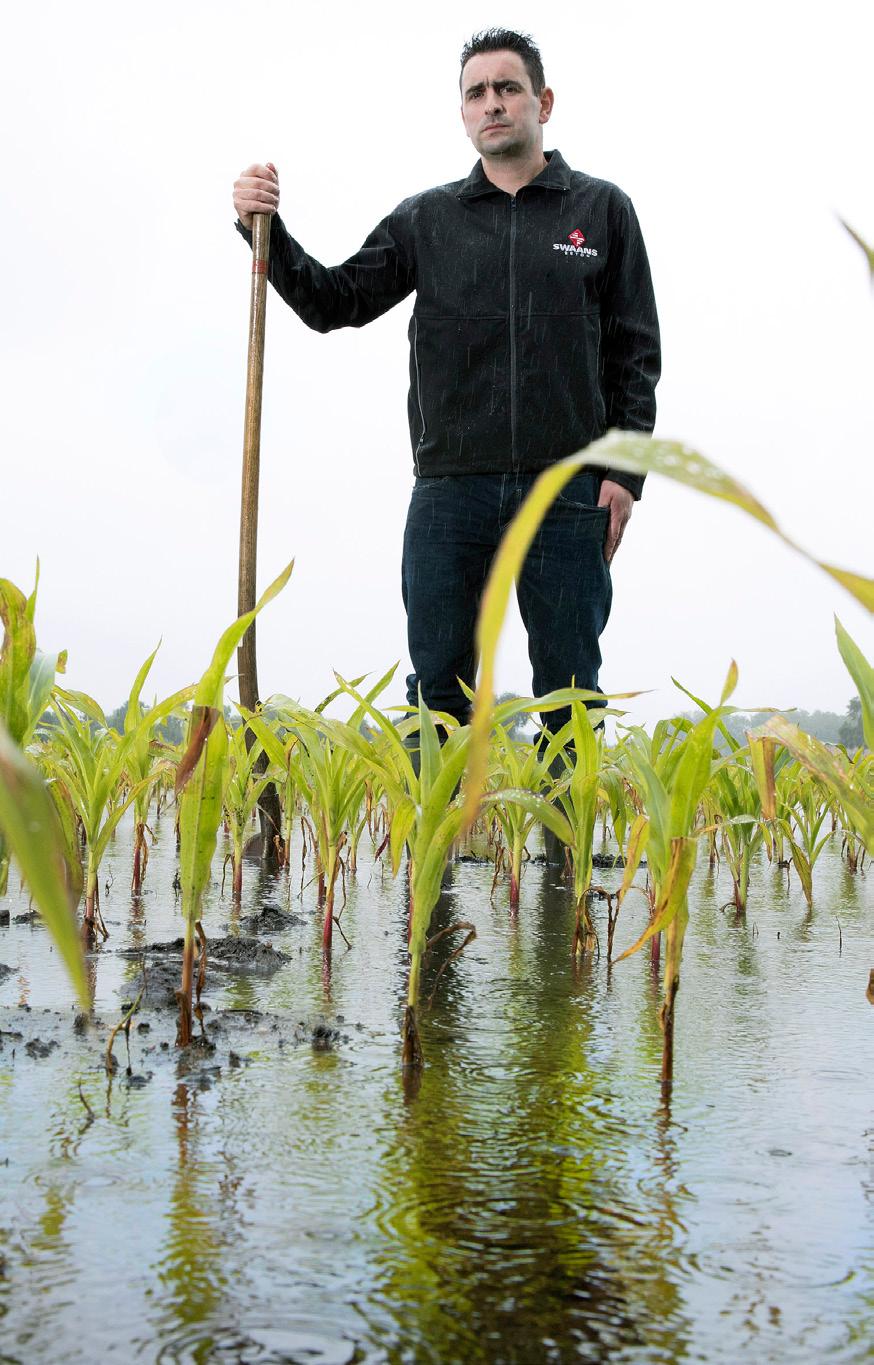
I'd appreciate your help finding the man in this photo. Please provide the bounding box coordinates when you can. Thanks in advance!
[233,29,660,734]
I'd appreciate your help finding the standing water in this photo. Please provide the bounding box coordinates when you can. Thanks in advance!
[1,812,872,1363]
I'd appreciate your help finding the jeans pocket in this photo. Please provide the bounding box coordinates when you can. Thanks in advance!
[555,469,600,510]
[414,475,452,489]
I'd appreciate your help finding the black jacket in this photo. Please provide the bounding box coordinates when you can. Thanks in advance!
[236,150,660,498]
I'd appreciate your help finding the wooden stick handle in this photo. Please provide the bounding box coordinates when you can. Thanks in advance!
[237,213,271,711]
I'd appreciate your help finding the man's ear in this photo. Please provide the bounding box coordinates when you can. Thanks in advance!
[539,87,555,125]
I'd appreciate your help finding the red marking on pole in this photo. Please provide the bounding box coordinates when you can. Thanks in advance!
[252,260,268,274]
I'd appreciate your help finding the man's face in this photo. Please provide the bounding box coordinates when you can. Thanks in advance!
[460,50,553,160]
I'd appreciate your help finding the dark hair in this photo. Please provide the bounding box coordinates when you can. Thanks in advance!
[459,28,545,95]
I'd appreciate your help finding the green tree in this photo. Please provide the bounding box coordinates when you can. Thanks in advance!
[839,696,864,751]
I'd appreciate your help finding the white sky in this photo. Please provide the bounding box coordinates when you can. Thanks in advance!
[2,0,872,728]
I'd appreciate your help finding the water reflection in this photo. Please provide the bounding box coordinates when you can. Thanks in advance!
[151,1078,236,1357]
[363,865,692,1361]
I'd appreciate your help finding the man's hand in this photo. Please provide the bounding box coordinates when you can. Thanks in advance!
[233,162,280,230]
[597,479,634,564]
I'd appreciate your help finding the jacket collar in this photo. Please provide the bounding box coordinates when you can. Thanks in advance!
[457,148,570,199]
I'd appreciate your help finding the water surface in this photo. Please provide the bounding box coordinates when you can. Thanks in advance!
[1,814,872,1363]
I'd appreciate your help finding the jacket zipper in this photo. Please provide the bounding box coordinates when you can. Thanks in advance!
[509,196,517,464]
[412,314,426,474]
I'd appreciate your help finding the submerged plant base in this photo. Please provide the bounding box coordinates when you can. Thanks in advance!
[401,1005,423,1072]
[659,973,679,1089]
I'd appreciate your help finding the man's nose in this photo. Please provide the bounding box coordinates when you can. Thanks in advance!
[485,88,505,115]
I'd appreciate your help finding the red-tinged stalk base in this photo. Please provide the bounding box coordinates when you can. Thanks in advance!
[402,1005,423,1072]
[83,881,108,946]
[572,901,597,959]
[176,932,195,1047]
[659,973,679,1090]
[132,838,143,893]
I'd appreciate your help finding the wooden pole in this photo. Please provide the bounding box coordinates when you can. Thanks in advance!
[237,213,282,861]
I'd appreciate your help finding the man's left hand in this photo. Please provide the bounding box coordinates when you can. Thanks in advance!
[598,480,634,564]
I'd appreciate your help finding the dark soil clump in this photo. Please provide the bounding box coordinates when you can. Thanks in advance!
[240,905,305,934]
[25,1038,59,1059]
[210,937,290,972]
[116,937,290,1011]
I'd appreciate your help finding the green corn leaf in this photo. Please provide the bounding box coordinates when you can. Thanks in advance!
[461,457,599,830]
[0,579,36,742]
[177,707,228,925]
[667,663,736,838]
[331,672,418,792]
[747,732,778,821]
[579,432,873,612]
[835,616,874,750]
[390,796,417,875]
[177,561,293,926]
[53,688,108,729]
[25,651,65,745]
[44,777,85,907]
[410,804,467,960]
[490,684,639,729]
[415,728,471,857]
[615,813,649,913]
[417,687,442,807]
[483,788,575,846]
[125,642,161,734]
[616,836,698,963]
[840,219,874,279]
[197,562,293,711]
[24,559,40,623]
[755,715,873,852]
[0,723,88,1007]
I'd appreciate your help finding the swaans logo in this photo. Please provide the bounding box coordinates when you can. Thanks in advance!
[553,227,598,258]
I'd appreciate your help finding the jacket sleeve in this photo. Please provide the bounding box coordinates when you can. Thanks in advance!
[235,209,415,333]
[598,193,661,499]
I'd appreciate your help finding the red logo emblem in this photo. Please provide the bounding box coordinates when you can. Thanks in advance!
[568,229,586,247]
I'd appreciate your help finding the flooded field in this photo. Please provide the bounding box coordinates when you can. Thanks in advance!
[1,813,872,1364]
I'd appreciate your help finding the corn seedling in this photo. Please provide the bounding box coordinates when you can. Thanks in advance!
[116,646,193,893]
[488,723,565,909]
[39,694,177,943]
[614,665,739,1088]
[0,569,67,894]
[0,721,88,1007]
[174,562,292,1045]
[222,722,272,901]
[548,704,609,958]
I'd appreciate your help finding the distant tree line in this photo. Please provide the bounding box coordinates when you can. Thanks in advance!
[683,699,864,752]
[42,693,865,753]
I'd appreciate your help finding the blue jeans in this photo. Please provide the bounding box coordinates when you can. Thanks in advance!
[401,470,612,734]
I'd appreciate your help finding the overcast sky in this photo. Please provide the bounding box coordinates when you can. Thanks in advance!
[2,1,872,729]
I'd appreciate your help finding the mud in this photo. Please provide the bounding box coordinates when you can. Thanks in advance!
[115,935,291,1011]
[0,1000,352,1079]
[240,904,305,934]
